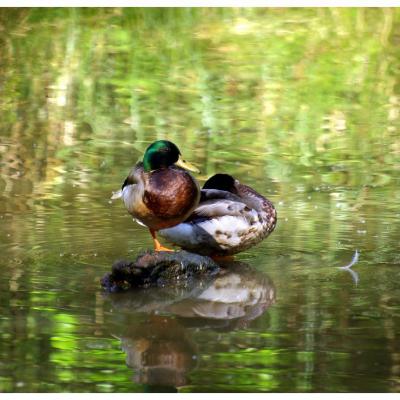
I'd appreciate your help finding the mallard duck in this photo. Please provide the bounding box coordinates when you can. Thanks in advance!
[159,173,277,256]
[112,140,200,251]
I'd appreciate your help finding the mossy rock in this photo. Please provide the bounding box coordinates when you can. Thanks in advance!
[101,250,220,293]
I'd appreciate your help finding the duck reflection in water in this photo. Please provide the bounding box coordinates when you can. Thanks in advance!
[105,261,276,390]
[116,316,197,390]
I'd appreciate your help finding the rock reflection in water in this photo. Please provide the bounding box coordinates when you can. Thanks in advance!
[105,262,275,389]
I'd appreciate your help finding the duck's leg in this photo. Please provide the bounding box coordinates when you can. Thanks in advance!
[149,229,174,252]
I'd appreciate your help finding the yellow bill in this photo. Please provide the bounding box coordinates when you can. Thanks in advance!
[176,155,200,173]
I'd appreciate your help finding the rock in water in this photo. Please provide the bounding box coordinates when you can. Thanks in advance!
[101,250,220,292]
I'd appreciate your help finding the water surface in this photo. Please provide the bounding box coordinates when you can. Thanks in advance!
[1,8,400,392]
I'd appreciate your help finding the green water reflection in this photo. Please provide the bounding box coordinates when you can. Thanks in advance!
[0,7,400,392]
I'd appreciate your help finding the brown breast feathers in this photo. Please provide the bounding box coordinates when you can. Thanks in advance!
[143,167,199,219]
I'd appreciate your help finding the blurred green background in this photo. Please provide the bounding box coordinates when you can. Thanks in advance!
[0,7,400,392]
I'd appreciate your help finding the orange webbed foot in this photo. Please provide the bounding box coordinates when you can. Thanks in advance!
[154,244,174,252]
[150,228,175,252]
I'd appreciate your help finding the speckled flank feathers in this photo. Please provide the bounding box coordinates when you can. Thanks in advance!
[159,175,277,256]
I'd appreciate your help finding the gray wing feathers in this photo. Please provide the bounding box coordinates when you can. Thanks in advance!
[200,189,243,202]
[192,199,249,218]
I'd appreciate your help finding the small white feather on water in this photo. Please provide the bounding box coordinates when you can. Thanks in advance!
[338,250,359,270]
[337,250,360,286]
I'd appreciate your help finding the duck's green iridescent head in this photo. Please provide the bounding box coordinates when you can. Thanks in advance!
[143,140,199,173]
